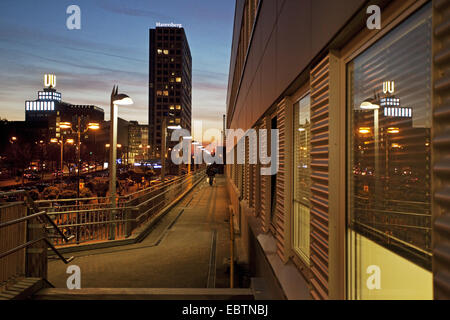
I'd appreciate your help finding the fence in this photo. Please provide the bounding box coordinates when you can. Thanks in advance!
[0,191,73,291]
[36,171,205,246]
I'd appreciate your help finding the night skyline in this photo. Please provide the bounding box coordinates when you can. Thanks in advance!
[0,0,234,135]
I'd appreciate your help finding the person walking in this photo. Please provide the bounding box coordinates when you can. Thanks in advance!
[206,163,217,187]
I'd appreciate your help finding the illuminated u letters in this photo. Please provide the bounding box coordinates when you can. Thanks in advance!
[44,74,56,88]
[383,81,395,94]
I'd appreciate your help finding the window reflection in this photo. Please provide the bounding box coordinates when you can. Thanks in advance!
[347,4,432,299]
[293,94,311,265]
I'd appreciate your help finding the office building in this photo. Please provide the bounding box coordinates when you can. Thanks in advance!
[148,25,192,158]
[25,74,104,140]
[226,0,450,300]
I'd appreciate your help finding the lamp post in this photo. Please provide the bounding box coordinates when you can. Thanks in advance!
[59,120,99,198]
[360,97,381,199]
[109,85,133,240]
[162,123,181,181]
[50,136,74,178]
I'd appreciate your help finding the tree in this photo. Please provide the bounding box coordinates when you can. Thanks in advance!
[4,141,33,184]
[89,177,109,198]
[42,186,60,200]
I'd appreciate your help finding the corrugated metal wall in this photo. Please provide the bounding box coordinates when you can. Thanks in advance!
[309,55,331,300]
[432,0,450,300]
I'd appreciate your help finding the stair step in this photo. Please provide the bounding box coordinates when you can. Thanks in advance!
[33,288,255,300]
[0,278,49,300]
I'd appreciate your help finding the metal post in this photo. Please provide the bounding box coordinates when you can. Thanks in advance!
[161,117,166,182]
[77,116,81,199]
[60,137,64,173]
[109,97,118,240]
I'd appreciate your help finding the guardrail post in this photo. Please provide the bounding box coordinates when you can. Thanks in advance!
[26,211,47,279]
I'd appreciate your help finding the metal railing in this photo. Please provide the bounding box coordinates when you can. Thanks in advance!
[35,170,206,246]
[0,190,73,289]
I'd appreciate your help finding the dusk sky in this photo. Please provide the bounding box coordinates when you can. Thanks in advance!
[0,0,234,137]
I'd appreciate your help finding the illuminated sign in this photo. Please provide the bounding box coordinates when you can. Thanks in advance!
[156,22,182,28]
[383,107,412,118]
[44,74,56,88]
[383,81,395,94]
[38,91,61,101]
[380,97,400,106]
[26,101,55,111]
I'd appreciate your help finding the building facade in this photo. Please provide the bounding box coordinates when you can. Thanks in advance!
[25,74,104,140]
[148,25,192,158]
[128,120,149,164]
[226,0,450,300]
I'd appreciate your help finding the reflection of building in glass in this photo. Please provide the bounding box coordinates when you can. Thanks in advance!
[352,72,432,268]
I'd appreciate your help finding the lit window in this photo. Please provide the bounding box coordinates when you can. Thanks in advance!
[163,91,169,96]
[347,4,432,300]
[176,105,181,110]
[175,118,181,124]
[176,77,182,83]
[157,49,163,54]
[163,49,169,55]
[293,94,311,265]
[157,90,163,96]
[169,105,175,110]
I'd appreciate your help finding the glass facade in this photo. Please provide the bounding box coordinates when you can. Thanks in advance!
[293,94,311,265]
[347,4,432,299]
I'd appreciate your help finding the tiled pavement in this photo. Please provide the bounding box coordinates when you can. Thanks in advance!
[47,175,231,289]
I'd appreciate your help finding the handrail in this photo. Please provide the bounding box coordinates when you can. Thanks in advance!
[0,189,73,243]
[135,174,199,209]
[0,237,74,264]
[0,210,75,243]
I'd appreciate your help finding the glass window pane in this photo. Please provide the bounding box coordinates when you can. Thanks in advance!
[347,4,432,300]
[293,94,311,264]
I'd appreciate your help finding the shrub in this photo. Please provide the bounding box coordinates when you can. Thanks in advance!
[42,186,60,200]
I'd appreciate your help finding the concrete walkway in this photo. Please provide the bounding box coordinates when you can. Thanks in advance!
[48,175,231,289]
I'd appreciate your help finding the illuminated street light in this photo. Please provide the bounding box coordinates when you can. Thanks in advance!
[60,122,72,129]
[87,122,100,130]
[359,127,371,134]
[109,85,133,240]
[360,101,380,110]
[387,127,400,134]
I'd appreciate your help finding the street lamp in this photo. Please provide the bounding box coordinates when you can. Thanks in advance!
[60,119,100,198]
[109,85,133,240]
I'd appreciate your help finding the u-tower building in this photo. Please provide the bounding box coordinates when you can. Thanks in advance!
[148,23,192,159]
[226,0,450,300]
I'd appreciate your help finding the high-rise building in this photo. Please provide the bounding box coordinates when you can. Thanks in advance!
[148,25,192,159]
[128,121,149,164]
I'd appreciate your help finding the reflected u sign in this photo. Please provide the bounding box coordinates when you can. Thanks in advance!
[383,81,395,94]
[44,74,56,88]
